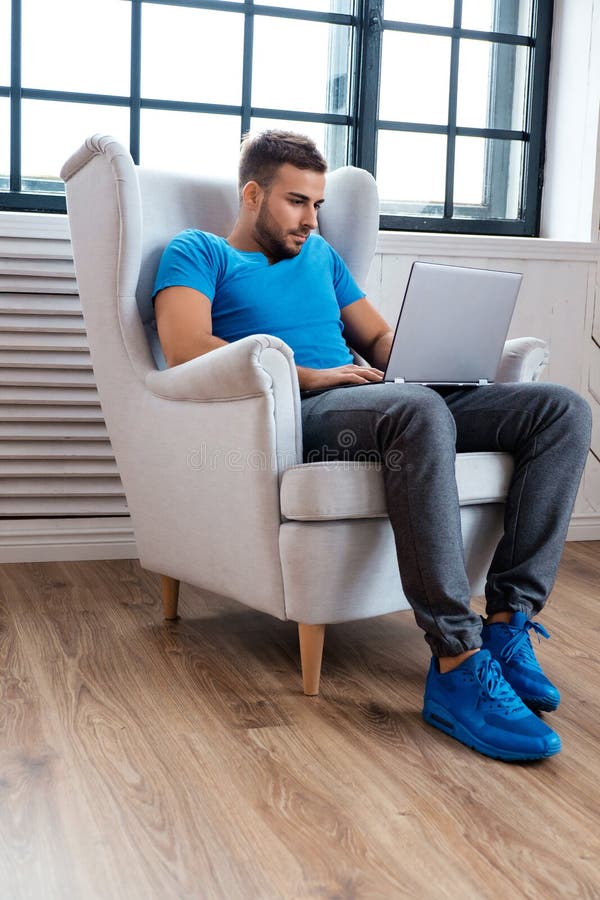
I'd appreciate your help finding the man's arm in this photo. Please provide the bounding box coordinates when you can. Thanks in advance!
[156,288,385,388]
[295,298,392,391]
[155,287,393,392]
[154,286,227,368]
[340,297,394,370]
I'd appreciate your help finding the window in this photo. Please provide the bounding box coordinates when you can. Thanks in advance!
[0,0,552,235]
[363,0,553,234]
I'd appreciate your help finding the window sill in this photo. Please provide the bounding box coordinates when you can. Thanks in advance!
[376,230,600,262]
[0,209,70,239]
[2,210,600,264]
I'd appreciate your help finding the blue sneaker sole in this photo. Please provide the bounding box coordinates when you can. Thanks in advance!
[521,694,560,713]
[422,700,562,761]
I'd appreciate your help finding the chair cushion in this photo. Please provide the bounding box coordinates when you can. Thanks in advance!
[280,451,513,521]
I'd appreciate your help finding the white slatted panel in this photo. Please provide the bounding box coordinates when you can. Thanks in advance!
[0,219,129,519]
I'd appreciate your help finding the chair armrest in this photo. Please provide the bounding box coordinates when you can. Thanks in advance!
[495,337,549,384]
[145,333,297,402]
[144,332,303,471]
[126,333,301,611]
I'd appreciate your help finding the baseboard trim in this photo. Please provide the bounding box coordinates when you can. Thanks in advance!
[0,514,597,564]
[0,517,138,563]
[566,515,600,541]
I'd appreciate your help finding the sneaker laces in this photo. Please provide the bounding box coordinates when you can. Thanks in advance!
[475,655,523,714]
[501,619,550,669]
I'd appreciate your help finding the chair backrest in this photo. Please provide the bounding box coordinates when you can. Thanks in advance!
[62,133,380,374]
[136,170,240,368]
[318,165,380,288]
[137,162,380,370]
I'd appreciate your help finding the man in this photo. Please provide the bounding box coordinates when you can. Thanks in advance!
[153,130,592,762]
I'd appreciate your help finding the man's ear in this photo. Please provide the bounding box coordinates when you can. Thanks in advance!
[241,180,264,211]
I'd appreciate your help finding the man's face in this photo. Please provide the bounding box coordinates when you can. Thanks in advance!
[253,163,326,262]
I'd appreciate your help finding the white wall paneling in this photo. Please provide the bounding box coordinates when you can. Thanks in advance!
[589,330,600,460]
[365,232,600,539]
[0,517,136,563]
[0,213,133,561]
[1,213,599,561]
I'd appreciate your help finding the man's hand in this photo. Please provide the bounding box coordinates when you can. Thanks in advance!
[297,363,384,391]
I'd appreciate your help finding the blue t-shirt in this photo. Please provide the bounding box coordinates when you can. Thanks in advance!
[152,230,364,368]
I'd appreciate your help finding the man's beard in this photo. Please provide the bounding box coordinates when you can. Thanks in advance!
[254,200,308,262]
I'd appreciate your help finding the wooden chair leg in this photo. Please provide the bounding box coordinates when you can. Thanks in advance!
[161,575,180,620]
[298,623,326,696]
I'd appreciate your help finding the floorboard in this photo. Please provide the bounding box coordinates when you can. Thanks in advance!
[0,544,599,899]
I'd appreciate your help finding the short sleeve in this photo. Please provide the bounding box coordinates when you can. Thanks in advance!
[152,230,221,301]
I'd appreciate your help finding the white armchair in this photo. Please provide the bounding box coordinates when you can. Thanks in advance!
[61,134,548,695]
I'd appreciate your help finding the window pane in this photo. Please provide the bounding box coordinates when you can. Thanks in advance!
[259,0,354,11]
[383,0,454,26]
[457,40,528,130]
[21,101,130,191]
[0,97,9,191]
[454,136,523,218]
[376,131,447,215]
[142,6,243,105]
[0,0,10,86]
[22,0,130,95]
[250,117,348,171]
[461,0,533,36]
[141,110,241,178]
[252,19,352,115]
[379,32,451,124]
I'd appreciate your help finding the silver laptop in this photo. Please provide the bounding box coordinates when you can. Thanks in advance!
[383,261,522,386]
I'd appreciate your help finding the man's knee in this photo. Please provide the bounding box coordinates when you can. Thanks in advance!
[382,385,457,443]
[535,383,592,443]
[561,387,593,449]
[556,384,592,424]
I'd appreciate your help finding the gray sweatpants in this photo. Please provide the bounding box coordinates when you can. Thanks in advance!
[300,381,592,657]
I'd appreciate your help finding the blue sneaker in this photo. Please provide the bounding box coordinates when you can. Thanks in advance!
[422,650,561,761]
[481,612,560,712]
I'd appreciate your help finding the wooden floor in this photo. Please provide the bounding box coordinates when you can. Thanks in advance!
[0,543,599,900]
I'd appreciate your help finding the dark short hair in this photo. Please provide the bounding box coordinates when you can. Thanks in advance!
[238,130,327,196]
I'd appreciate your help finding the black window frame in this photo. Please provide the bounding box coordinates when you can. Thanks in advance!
[1,0,553,236]
[358,0,554,235]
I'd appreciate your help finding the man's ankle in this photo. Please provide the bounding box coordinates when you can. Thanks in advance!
[486,611,513,625]
[438,647,480,674]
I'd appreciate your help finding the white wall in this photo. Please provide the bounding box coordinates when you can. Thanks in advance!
[2,216,598,561]
[541,0,600,241]
[2,4,600,557]
[355,1,600,539]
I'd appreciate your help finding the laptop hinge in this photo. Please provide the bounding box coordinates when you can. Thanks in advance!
[478,378,490,385]
[393,377,405,383]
